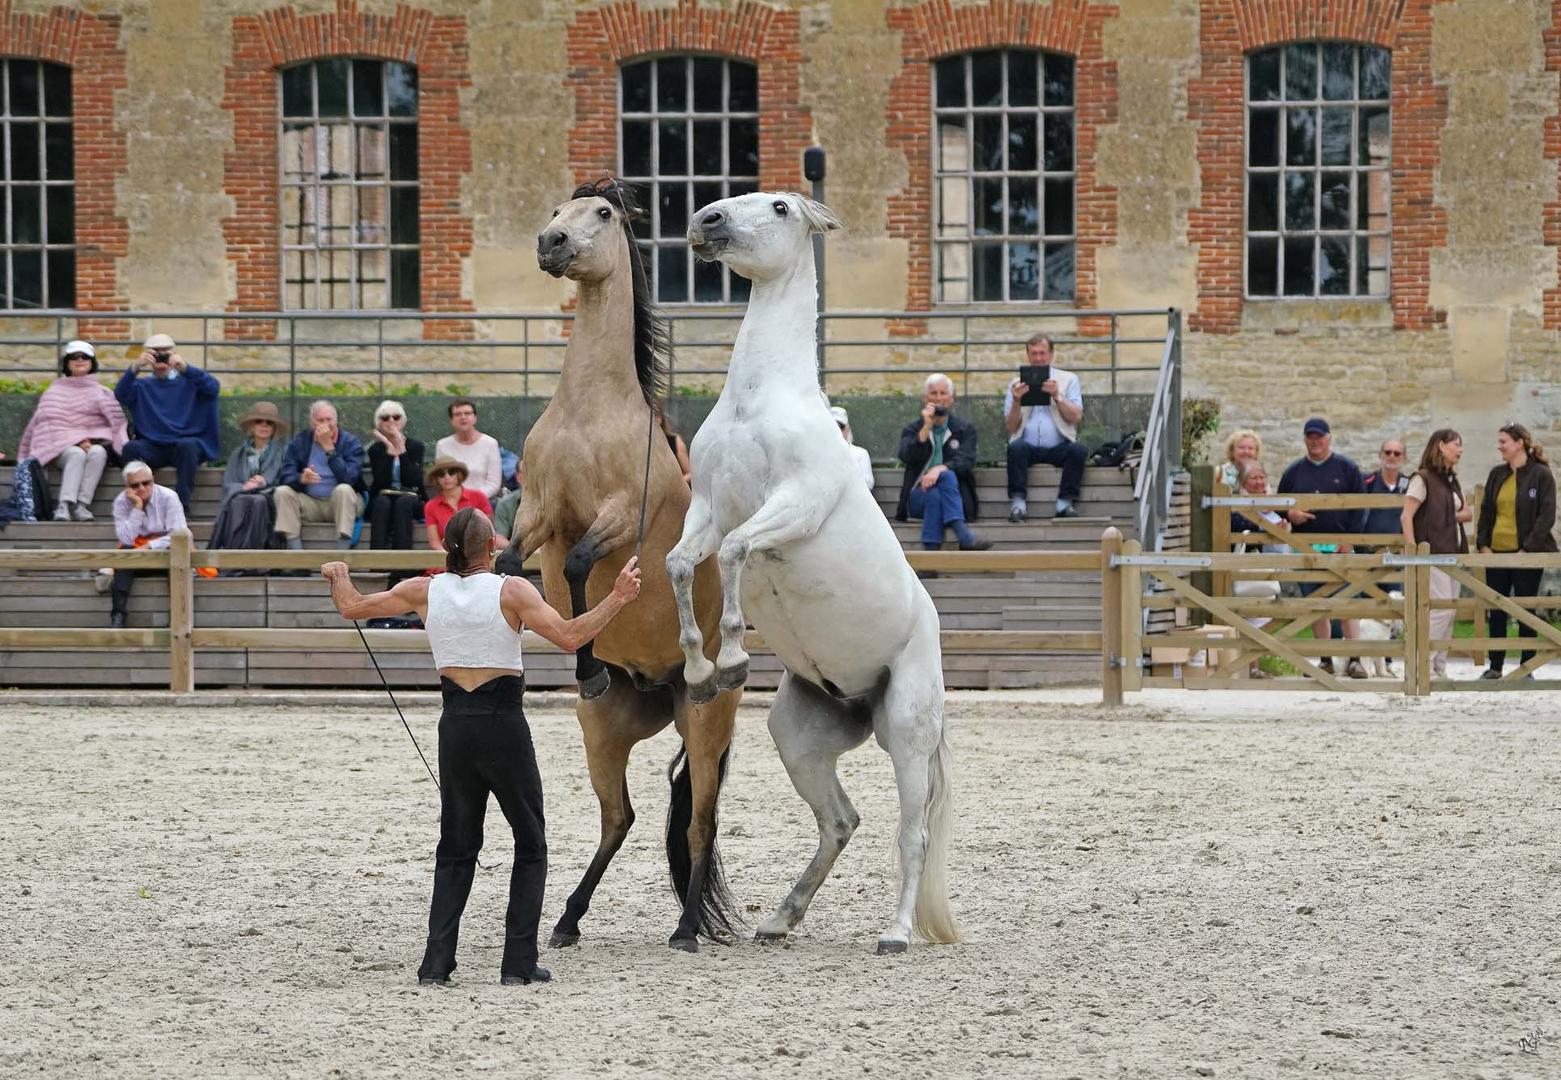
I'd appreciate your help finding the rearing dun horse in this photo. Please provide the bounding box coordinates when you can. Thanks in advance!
[666,192,959,953]
[514,179,741,952]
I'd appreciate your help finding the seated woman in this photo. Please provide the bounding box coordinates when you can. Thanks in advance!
[16,340,128,521]
[424,457,496,563]
[367,399,427,561]
[209,401,288,559]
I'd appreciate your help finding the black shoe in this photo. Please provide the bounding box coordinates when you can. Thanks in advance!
[501,967,551,985]
[1318,658,1335,676]
[1055,504,1079,519]
[418,974,450,986]
[915,569,940,581]
[109,611,125,629]
[959,536,994,552]
[1479,668,1503,680]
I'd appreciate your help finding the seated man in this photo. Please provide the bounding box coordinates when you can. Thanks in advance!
[435,398,503,500]
[115,333,221,512]
[274,400,364,551]
[1004,332,1087,521]
[106,461,186,629]
[895,373,990,552]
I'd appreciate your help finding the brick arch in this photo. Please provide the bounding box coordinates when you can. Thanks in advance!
[1188,0,1447,333]
[222,0,473,339]
[0,4,128,335]
[884,0,1119,318]
[564,0,810,192]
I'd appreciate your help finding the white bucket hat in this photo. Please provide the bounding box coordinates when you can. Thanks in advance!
[61,339,96,359]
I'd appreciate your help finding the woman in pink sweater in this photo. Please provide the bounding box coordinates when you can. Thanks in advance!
[16,341,129,521]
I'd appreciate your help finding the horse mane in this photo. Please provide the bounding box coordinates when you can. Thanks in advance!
[572,177,672,406]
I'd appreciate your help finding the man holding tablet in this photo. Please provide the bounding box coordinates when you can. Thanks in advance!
[1004,333,1087,521]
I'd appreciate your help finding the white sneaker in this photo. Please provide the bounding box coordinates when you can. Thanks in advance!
[52,503,71,521]
[71,503,95,522]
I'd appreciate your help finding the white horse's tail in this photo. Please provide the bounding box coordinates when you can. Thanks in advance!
[914,724,960,943]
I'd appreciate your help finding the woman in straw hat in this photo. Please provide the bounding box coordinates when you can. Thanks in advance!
[424,456,495,557]
[208,401,289,560]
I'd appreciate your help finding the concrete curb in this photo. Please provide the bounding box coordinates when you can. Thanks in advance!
[0,689,781,710]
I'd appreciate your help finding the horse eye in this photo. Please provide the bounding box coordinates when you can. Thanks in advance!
[551,207,560,217]
[599,207,612,220]
[773,201,789,216]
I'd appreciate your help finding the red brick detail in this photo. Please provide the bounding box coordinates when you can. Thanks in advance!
[1544,1,1561,328]
[1188,0,1448,333]
[222,0,473,341]
[564,0,810,192]
[0,4,128,335]
[884,0,1119,330]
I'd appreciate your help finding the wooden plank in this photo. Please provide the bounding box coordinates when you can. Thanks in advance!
[0,629,169,647]
[1120,537,1143,692]
[907,550,1101,572]
[1100,528,1123,705]
[168,529,194,692]
[1147,634,1402,657]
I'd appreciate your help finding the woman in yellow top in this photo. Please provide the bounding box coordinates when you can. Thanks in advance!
[1475,423,1557,679]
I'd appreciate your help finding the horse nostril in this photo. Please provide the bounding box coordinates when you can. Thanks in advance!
[700,209,724,228]
[539,231,565,251]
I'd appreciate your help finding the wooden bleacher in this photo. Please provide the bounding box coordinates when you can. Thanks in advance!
[0,461,1172,689]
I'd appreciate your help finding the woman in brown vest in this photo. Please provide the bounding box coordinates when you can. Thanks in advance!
[1402,428,1471,677]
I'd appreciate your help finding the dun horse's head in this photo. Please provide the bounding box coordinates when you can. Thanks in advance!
[687,192,841,284]
[537,179,644,282]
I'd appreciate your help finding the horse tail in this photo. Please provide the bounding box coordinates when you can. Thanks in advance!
[665,742,742,940]
[913,722,961,944]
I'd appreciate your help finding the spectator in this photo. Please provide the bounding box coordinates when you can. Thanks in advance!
[895,373,990,553]
[424,457,496,556]
[1004,333,1087,521]
[830,405,874,491]
[208,401,288,557]
[16,340,127,521]
[498,444,521,493]
[1218,429,1263,489]
[1229,460,1288,545]
[275,400,363,551]
[1361,438,1411,548]
[1402,429,1471,678]
[1475,423,1557,680]
[366,399,427,559]
[106,461,186,629]
[492,458,525,549]
[1277,417,1367,679]
[435,398,502,500]
[656,407,693,485]
[115,333,220,512]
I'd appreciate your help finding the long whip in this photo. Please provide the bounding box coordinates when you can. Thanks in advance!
[635,399,655,560]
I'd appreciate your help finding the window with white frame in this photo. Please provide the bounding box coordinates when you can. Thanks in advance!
[619,56,758,304]
[1246,42,1390,297]
[280,58,419,310]
[934,49,1075,303]
[1,59,73,310]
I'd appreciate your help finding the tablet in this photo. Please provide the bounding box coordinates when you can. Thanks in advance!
[1018,364,1051,406]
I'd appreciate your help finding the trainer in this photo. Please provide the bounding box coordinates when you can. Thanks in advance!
[320,507,641,987]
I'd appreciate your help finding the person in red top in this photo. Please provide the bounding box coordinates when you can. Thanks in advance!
[423,457,496,556]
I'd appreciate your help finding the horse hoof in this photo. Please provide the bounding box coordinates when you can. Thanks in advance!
[548,930,580,949]
[668,935,700,954]
[875,940,908,956]
[715,660,749,692]
[755,930,787,943]
[687,677,719,705]
[577,668,610,700]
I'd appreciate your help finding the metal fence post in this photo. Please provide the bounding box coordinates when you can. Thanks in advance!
[1101,527,1124,706]
[169,528,194,692]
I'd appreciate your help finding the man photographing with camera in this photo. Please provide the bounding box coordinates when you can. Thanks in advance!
[894,372,990,559]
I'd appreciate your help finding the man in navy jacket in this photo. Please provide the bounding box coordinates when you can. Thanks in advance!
[274,400,364,550]
[116,333,221,512]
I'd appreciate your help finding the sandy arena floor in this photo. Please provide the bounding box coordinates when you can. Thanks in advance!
[1,687,1559,1079]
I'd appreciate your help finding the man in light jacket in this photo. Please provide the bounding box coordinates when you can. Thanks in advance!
[1004,333,1087,521]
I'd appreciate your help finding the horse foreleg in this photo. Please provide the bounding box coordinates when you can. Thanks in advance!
[667,687,740,952]
[667,495,722,702]
[756,673,871,942]
[564,505,636,699]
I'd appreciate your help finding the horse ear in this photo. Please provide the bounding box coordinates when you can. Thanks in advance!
[795,195,843,235]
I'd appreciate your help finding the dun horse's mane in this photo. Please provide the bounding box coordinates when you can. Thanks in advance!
[573,177,671,406]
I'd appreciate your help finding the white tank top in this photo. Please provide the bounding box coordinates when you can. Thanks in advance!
[425,572,524,672]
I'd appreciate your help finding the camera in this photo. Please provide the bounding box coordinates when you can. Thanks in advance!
[932,405,948,418]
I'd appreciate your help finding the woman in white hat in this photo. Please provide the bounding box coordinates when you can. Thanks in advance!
[16,341,128,521]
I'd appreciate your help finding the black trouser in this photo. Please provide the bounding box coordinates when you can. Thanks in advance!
[370,492,421,551]
[418,675,546,980]
[111,545,165,618]
[1007,438,1088,502]
[1486,565,1544,671]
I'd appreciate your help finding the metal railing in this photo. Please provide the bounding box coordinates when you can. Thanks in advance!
[1132,309,1183,553]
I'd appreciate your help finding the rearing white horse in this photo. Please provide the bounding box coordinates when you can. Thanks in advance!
[665,191,959,953]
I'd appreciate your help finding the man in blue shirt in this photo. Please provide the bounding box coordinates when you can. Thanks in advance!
[1004,333,1088,521]
[115,333,221,512]
[274,400,365,550]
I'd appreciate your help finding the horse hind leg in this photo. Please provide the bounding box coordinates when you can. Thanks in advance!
[665,684,740,953]
[756,673,871,942]
[871,615,959,954]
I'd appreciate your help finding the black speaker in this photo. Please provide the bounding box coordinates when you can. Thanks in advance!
[803,146,826,183]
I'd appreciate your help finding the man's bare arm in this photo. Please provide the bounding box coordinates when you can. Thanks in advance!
[504,558,641,651]
[321,562,429,620]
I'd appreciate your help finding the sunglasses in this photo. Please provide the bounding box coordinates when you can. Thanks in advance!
[64,353,91,361]
[1382,449,1404,457]
[378,414,404,422]
[128,479,153,489]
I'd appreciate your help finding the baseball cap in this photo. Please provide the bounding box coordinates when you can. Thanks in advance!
[829,405,849,428]
[144,333,176,351]
[1303,417,1330,436]
[61,339,95,359]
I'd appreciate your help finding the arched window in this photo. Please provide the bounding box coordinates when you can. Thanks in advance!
[934,49,1074,303]
[1245,42,1390,297]
[619,56,758,304]
[1,59,73,310]
[280,58,419,310]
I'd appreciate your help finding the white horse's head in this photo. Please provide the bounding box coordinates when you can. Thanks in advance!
[537,180,642,283]
[687,191,841,283]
